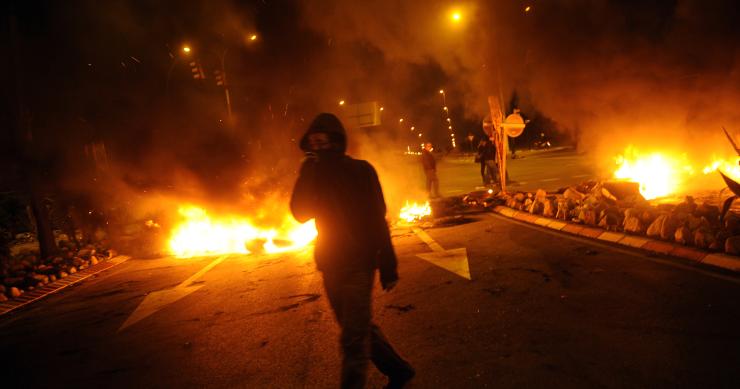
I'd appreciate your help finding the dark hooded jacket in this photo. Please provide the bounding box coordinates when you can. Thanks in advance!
[290,113,398,284]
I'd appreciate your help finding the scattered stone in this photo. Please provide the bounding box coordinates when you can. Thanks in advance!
[535,189,548,202]
[624,216,645,235]
[694,227,716,249]
[59,271,69,278]
[694,203,720,223]
[32,274,49,285]
[711,231,730,252]
[528,200,544,215]
[725,236,740,255]
[0,285,5,294]
[90,256,99,265]
[555,200,570,220]
[0,294,7,302]
[674,226,693,245]
[601,181,642,201]
[68,266,77,274]
[543,198,557,218]
[49,275,57,282]
[598,213,621,231]
[724,213,740,236]
[10,287,21,298]
[646,214,678,241]
[563,187,585,202]
[578,207,598,226]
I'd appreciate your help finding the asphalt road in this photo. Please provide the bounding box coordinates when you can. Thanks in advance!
[2,212,740,388]
[429,148,597,197]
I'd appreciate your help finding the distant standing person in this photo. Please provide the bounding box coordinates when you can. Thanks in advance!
[421,143,440,198]
[477,138,498,186]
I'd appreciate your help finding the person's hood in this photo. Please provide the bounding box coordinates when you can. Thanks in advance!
[299,113,347,153]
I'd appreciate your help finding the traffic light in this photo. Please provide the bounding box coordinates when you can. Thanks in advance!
[214,69,224,86]
[189,61,205,80]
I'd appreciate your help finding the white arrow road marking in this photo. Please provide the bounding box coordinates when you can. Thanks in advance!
[119,254,229,331]
[412,228,471,280]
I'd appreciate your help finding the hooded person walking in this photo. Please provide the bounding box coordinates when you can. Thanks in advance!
[290,113,415,389]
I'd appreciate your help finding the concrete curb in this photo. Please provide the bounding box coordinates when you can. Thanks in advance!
[492,206,740,273]
[0,255,131,316]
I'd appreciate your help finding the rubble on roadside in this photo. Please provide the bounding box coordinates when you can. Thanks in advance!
[466,180,740,256]
[1,232,118,302]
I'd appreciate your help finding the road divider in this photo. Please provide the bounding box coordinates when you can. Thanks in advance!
[491,205,740,273]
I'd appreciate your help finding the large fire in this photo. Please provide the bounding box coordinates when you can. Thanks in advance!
[614,146,695,200]
[399,201,432,223]
[613,145,740,200]
[168,206,317,258]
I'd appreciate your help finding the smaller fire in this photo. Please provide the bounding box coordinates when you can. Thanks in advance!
[399,201,432,223]
[703,156,740,182]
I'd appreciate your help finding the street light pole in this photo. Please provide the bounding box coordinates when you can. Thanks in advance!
[218,49,233,123]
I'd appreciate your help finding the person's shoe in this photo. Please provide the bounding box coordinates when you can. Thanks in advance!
[384,367,415,389]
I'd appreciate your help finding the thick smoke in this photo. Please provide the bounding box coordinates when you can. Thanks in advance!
[300,0,740,189]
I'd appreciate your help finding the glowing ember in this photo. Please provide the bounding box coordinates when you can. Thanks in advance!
[613,146,694,200]
[399,201,432,223]
[168,206,316,258]
[703,156,740,182]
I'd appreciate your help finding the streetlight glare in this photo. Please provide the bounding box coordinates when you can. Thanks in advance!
[525,5,532,13]
[338,100,345,106]
[399,118,404,123]
[249,34,258,41]
[450,11,462,23]
[379,107,384,111]
[439,89,444,94]
[182,46,191,53]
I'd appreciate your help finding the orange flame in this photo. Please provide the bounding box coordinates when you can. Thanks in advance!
[614,146,695,200]
[399,201,431,223]
[168,206,316,258]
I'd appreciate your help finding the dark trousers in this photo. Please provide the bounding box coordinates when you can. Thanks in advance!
[322,270,412,389]
[483,159,498,185]
[424,169,440,198]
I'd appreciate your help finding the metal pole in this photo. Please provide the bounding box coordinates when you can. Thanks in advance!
[219,49,233,123]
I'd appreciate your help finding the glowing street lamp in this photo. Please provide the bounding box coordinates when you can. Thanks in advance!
[338,100,345,106]
[439,89,444,94]
[399,118,404,123]
[249,34,258,41]
[450,11,462,23]
[182,45,191,54]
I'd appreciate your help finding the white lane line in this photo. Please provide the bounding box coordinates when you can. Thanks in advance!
[540,178,559,182]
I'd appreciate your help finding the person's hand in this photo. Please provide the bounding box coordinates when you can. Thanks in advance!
[382,279,398,292]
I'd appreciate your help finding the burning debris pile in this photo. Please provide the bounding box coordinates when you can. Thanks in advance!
[494,180,740,255]
[167,206,317,258]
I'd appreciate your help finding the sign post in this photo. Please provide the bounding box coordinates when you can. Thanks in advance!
[486,98,526,194]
